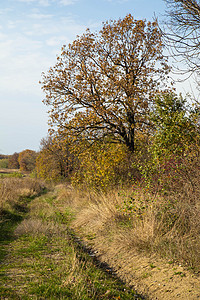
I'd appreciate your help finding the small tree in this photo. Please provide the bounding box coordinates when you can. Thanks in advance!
[134,91,199,193]
[71,141,131,189]
[0,159,8,169]
[41,14,170,153]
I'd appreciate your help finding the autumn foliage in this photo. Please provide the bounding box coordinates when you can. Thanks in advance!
[18,149,37,172]
[71,142,134,189]
[36,136,76,181]
[8,152,20,169]
[41,14,170,153]
[37,14,199,190]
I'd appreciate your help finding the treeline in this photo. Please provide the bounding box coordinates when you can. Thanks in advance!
[0,150,37,172]
[35,92,199,191]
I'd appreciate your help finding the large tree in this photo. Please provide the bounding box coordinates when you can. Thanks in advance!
[41,14,170,153]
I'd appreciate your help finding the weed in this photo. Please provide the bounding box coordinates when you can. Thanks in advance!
[142,272,151,279]
[149,263,156,269]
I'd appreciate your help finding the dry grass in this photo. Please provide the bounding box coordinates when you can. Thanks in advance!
[0,169,20,174]
[54,183,200,299]
[0,189,140,299]
[0,177,45,213]
[14,218,66,237]
[56,165,200,272]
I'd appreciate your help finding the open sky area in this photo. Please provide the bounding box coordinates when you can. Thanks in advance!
[0,0,194,155]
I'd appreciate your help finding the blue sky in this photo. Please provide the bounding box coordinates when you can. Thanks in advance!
[0,0,177,154]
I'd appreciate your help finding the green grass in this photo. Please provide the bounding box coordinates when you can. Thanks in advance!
[0,209,24,264]
[0,192,144,299]
[0,172,23,178]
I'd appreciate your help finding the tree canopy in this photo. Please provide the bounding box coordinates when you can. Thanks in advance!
[41,14,170,153]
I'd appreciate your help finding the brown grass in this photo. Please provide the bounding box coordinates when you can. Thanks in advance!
[53,182,200,299]
[56,162,200,272]
[0,177,45,213]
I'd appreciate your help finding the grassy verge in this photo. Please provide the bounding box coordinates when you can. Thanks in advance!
[57,184,200,274]
[0,177,45,263]
[0,189,143,299]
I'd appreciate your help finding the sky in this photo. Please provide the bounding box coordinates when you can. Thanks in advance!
[0,0,189,155]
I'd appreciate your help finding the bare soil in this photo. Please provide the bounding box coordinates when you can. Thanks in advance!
[73,231,200,300]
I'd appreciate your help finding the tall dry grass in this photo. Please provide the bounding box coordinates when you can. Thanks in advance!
[56,154,200,272]
[151,154,200,269]
[0,177,45,213]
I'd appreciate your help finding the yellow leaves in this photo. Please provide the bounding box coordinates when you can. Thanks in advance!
[71,142,127,190]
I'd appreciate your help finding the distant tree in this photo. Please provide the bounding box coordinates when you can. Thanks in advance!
[8,152,19,169]
[18,149,37,172]
[41,14,170,153]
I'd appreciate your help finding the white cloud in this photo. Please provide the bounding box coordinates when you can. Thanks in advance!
[17,0,50,6]
[17,0,77,6]
[46,35,69,46]
[23,14,86,39]
[0,14,87,97]
[105,0,129,2]
[0,40,13,59]
[0,8,14,15]
[7,20,24,29]
[0,36,47,95]
[0,32,7,40]
[59,0,77,5]
[38,0,50,5]
[29,13,53,19]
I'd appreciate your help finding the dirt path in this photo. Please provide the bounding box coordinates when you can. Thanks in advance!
[0,191,143,299]
[66,224,200,300]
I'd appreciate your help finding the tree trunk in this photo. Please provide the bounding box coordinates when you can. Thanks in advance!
[126,111,135,153]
